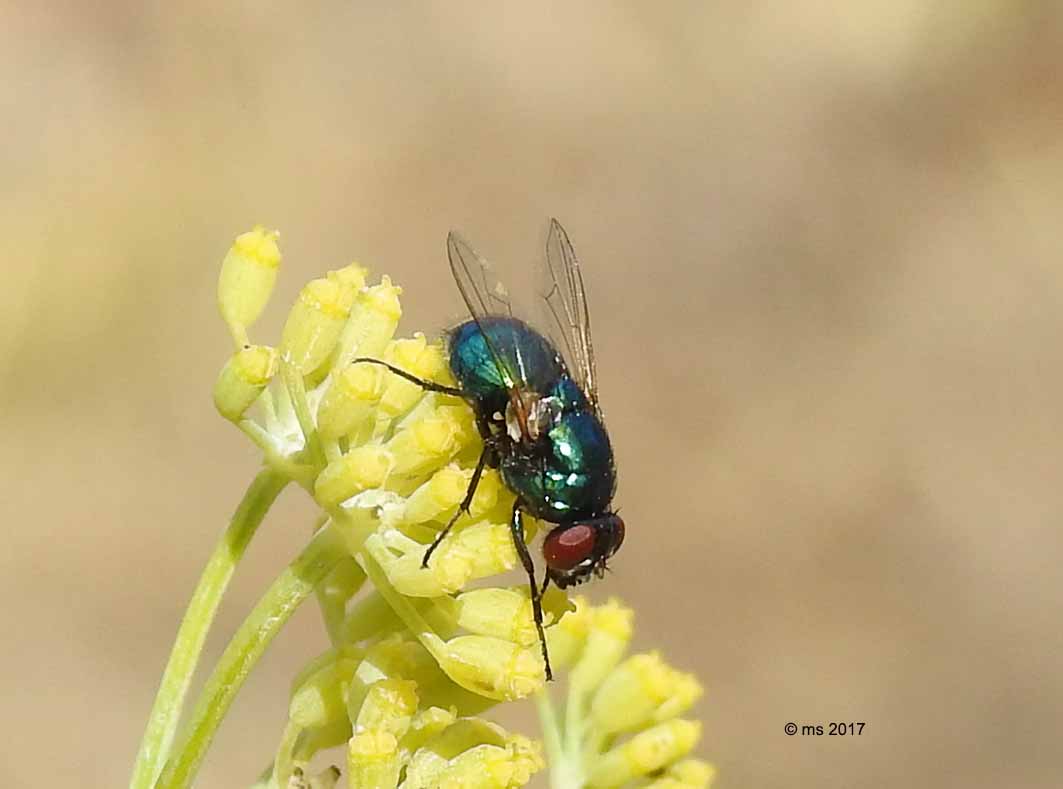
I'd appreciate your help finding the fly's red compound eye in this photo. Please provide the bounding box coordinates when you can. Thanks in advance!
[543,524,596,571]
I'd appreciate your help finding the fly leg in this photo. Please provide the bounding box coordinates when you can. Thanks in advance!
[510,502,553,681]
[421,443,493,567]
[351,357,465,397]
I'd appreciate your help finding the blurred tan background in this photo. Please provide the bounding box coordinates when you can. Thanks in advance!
[3,2,1063,787]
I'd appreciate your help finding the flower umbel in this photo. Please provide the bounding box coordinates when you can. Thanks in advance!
[538,598,715,789]
[130,226,715,789]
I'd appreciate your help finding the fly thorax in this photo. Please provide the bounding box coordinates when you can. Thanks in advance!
[505,392,561,443]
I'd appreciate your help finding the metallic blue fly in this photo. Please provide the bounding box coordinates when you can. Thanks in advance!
[355,220,623,679]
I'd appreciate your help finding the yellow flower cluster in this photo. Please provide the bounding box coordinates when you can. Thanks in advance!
[542,598,714,789]
[209,227,713,789]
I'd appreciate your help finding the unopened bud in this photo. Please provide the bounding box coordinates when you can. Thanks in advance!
[424,633,543,701]
[334,278,403,369]
[453,586,571,646]
[347,729,400,789]
[372,520,517,598]
[281,277,353,374]
[545,597,593,670]
[385,406,476,476]
[315,445,393,508]
[404,720,543,789]
[354,678,419,735]
[587,720,701,788]
[213,345,277,421]
[217,226,280,339]
[401,466,469,525]
[328,262,368,300]
[317,364,387,439]
[569,598,633,692]
[378,337,451,418]
[590,652,701,736]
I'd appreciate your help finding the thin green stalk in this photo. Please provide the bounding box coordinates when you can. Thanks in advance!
[535,689,578,789]
[155,522,346,789]
[130,469,288,789]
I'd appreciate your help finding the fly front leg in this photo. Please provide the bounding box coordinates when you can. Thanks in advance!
[509,502,553,681]
[351,357,465,397]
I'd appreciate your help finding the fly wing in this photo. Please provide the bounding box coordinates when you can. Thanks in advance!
[447,230,533,394]
[542,218,601,413]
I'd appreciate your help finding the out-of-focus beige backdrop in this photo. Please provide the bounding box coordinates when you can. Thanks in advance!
[3,3,1062,788]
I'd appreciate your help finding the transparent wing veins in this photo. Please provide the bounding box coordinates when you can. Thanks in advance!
[543,218,600,410]
[447,230,528,395]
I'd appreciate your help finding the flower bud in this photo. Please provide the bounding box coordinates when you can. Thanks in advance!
[217,226,280,338]
[403,719,543,789]
[378,336,451,418]
[213,345,277,421]
[568,598,633,692]
[347,679,419,789]
[317,364,387,440]
[354,636,439,689]
[545,597,592,670]
[347,729,400,789]
[332,277,403,369]
[468,468,504,519]
[401,466,470,525]
[371,520,517,598]
[453,586,571,647]
[589,652,702,736]
[423,633,543,701]
[385,405,476,476]
[653,670,703,723]
[281,277,353,374]
[354,678,419,734]
[398,706,457,756]
[328,262,368,301]
[587,720,701,788]
[314,445,393,508]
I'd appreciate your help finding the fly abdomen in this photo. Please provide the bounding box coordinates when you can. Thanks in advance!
[500,408,615,522]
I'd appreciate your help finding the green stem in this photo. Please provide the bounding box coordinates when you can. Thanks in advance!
[129,469,288,789]
[281,361,324,468]
[536,689,579,789]
[314,556,366,644]
[156,522,346,789]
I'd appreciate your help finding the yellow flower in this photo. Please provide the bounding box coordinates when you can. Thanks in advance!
[538,598,715,789]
